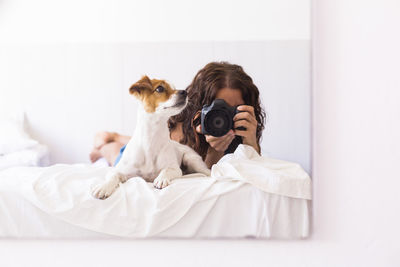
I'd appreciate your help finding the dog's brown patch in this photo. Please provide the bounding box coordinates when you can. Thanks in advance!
[129,76,176,113]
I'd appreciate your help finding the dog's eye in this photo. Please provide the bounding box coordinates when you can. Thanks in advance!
[155,86,165,93]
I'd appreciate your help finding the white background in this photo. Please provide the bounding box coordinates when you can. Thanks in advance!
[0,0,310,42]
[0,41,311,172]
[0,0,311,172]
[1,0,400,267]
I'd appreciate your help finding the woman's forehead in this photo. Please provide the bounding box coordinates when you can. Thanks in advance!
[215,87,245,106]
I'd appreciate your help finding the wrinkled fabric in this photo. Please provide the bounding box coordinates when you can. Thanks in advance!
[0,145,311,237]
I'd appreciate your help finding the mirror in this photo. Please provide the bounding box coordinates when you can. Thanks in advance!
[0,0,311,239]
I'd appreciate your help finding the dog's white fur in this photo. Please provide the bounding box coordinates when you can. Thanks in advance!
[92,77,210,199]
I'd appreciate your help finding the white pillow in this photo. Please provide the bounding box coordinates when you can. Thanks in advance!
[0,144,49,170]
[0,117,38,155]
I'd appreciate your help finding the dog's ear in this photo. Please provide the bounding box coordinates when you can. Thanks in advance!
[129,75,152,97]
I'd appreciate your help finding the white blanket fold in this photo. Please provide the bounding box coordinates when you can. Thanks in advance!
[212,145,311,199]
[0,145,311,237]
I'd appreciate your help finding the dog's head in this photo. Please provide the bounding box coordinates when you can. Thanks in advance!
[129,76,187,115]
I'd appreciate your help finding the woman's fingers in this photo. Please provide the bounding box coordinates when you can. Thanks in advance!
[215,133,235,151]
[234,119,257,130]
[196,104,260,154]
[234,111,257,124]
[237,105,255,117]
[205,130,235,152]
[234,120,252,137]
[234,105,258,139]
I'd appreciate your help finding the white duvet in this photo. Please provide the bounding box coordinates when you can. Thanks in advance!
[0,145,311,238]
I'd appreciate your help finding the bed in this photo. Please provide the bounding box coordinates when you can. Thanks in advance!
[0,111,50,171]
[0,145,311,239]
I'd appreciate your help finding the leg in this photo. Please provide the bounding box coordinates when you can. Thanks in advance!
[99,142,125,166]
[89,148,103,163]
[153,167,183,189]
[90,141,124,165]
[92,147,137,199]
[174,142,211,176]
[183,151,211,176]
[93,131,118,149]
[89,131,124,164]
[92,169,128,199]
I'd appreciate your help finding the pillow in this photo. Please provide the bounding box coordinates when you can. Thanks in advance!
[0,144,49,170]
[0,117,38,155]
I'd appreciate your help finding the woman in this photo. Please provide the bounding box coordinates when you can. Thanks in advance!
[90,62,266,168]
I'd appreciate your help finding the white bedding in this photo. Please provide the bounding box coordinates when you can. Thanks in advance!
[0,111,49,170]
[0,145,311,239]
[0,144,49,171]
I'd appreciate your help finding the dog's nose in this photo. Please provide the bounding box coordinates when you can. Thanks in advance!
[178,90,187,97]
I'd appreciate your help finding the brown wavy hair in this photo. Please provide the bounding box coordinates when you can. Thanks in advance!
[168,61,266,159]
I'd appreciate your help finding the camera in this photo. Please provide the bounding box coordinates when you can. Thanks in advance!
[201,99,245,137]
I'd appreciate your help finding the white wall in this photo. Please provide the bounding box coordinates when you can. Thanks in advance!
[0,41,311,172]
[2,0,400,267]
[0,0,311,172]
[0,0,310,42]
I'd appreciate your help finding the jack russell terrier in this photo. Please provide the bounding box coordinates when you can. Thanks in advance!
[92,76,211,199]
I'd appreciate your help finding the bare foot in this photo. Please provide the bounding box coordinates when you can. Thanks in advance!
[90,148,102,163]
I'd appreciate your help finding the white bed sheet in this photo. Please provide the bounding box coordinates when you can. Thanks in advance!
[0,184,309,239]
[0,144,49,171]
[0,145,311,239]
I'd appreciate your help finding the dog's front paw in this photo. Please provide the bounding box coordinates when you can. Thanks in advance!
[153,176,171,189]
[201,168,211,176]
[92,181,119,200]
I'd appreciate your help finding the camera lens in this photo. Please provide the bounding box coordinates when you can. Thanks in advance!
[212,117,224,129]
[205,110,231,137]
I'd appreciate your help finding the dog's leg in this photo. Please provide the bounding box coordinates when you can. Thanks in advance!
[92,169,128,199]
[153,167,182,189]
[182,150,211,176]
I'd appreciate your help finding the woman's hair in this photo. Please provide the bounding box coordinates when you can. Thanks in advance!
[168,61,266,159]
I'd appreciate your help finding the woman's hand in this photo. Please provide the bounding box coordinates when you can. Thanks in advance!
[195,125,235,152]
[195,125,235,168]
[234,105,260,153]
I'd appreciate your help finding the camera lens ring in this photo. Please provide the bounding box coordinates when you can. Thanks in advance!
[204,110,232,137]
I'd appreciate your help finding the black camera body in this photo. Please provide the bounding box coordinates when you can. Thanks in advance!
[201,99,245,137]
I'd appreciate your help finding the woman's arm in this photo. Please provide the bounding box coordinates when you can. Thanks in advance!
[204,147,225,169]
[195,126,236,168]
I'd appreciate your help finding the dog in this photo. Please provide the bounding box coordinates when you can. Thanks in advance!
[92,76,211,199]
